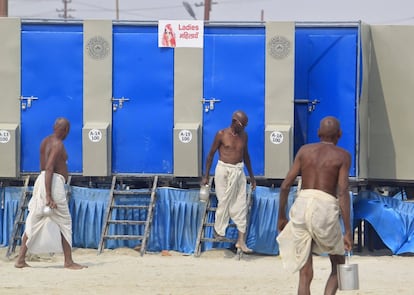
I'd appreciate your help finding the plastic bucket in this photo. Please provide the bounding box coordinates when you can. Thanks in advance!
[337,253,359,290]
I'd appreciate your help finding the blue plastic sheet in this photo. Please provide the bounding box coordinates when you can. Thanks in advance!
[150,188,204,253]
[247,186,297,254]
[0,187,27,246]
[354,191,414,255]
[1,185,361,255]
[69,186,107,248]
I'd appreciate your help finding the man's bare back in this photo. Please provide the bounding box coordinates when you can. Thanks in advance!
[40,135,69,180]
[277,116,353,294]
[277,116,352,246]
[297,142,350,197]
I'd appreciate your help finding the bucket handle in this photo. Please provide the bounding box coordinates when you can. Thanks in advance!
[345,251,352,264]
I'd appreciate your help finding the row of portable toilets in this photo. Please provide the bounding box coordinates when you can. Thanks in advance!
[2,18,414,259]
[0,18,363,180]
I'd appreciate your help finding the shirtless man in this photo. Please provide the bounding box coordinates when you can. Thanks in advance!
[277,116,353,295]
[202,110,256,253]
[15,118,86,269]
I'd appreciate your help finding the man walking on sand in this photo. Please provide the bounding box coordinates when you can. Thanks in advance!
[15,118,86,270]
[277,116,353,294]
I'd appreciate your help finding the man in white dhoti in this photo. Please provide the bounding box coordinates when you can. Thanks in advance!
[202,110,256,253]
[277,116,352,295]
[15,118,86,269]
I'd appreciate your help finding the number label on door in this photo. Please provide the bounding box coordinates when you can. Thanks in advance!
[0,130,11,143]
[178,130,192,143]
[270,131,284,144]
[88,129,102,143]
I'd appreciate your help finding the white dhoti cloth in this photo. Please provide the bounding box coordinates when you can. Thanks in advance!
[214,160,247,235]
[276,189,345,273]
[24,171,72,254]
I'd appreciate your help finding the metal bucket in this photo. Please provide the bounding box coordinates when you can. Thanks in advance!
[199,184,210,202]
[337,253,359,290]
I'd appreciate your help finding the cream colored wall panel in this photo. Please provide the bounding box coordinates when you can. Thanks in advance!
[174,48,203,177]
[83,20,113,176]
[0,18,20,177]
[264,22,295,178]
[368,25,414,180]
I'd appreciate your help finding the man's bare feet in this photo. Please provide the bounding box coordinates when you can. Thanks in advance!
[15,261,31,268]
[235,242,253,254]
[213,229,227,242]
[64,262,87,270]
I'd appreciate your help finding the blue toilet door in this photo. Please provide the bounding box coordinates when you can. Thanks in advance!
[20,24,83,173]
[202,26,265,177]
[112,25,174,174]
[294,27,358,176]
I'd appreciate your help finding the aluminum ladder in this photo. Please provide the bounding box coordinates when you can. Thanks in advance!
[98,175,158,256]
[6,175,72,258]
[194,178,253,258]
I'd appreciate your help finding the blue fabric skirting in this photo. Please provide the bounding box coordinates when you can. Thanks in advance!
[1,185,366,255]
[0,185,300,255]
[354,191,414,255]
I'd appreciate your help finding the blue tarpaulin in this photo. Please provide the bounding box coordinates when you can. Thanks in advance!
[0,185,297,255]
[354,191,414,255]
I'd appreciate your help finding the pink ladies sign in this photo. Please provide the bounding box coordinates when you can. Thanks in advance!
[158,20,204,48]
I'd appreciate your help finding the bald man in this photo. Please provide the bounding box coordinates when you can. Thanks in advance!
[202,110,256,253]
[277,116,352,295]
[15,118,86,270]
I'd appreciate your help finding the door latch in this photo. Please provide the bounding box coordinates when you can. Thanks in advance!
[201,98,221,112]
[294,99,320,112]
[112,97,130,111]
[20,96,39,110]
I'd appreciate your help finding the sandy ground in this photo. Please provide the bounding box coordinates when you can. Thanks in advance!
[0,246,412,295]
